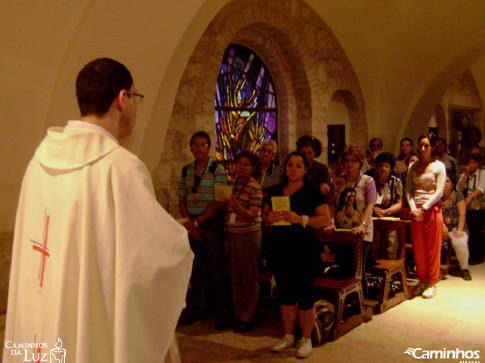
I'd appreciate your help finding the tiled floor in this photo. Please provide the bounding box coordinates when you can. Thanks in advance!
[1,264,484,362]
[177,263,485,362]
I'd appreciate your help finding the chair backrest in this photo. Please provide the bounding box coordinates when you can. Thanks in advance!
[372,218,410,261]
[314,229,363,279]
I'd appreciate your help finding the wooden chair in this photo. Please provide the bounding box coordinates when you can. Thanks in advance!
[314,229,366,340]
[369,218,409,313]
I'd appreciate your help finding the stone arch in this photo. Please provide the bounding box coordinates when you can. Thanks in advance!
[401,30,485,146]
[153,0,365,215]
[326,89,362,169]
[327,89,364,145]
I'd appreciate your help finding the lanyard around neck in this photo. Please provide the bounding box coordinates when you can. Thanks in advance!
[233,177,250,199]
[346,173,362,189]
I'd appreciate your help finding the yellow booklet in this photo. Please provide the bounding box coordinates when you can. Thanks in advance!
[271,196,291,226]
[214,185,233,201]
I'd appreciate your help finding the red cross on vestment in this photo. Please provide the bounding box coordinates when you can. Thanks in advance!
[31,213,50,288]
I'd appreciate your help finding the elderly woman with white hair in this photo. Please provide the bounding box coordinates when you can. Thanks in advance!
[252,139,283,192]
[253,139,283,273]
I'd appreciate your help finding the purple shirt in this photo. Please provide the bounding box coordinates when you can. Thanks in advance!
[329,173,377,241]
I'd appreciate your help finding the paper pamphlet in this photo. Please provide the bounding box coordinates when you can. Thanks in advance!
[271,196,291,226]
[214,185,233,201]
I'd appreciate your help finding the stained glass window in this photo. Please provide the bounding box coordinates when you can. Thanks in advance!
[215,44,277,173]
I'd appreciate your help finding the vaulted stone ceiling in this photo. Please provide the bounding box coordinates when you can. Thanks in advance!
[1,0,485,230]
[309,0,485,143]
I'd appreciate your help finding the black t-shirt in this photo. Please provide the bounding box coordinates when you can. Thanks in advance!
[266,182,327,244]
[266,182,327,277]
[267,182,326,216]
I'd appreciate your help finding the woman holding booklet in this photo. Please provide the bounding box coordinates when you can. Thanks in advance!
[225,151,263,333]
[263,151,330,359]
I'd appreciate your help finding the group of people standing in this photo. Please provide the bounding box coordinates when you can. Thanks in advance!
[177,129,484,359]
[5,56,482,362]
[177,133,332,358]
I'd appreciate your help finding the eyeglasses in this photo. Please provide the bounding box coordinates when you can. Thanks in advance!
[190,142,209,149]
[191,143,209,149]
[127,92,144,104]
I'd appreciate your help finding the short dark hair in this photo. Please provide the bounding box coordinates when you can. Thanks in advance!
[235,150,257,168]
[438,137,448,147]
[446,169,457,188]
[375,152,396,170]
[76,58,133,117]
[282,151,310,186]
[189,131,211,147]
[296,135,322,158]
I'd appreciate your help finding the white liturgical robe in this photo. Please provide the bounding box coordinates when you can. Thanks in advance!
[3,121,193,362]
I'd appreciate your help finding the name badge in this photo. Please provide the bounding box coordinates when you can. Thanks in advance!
[229,213,237,224]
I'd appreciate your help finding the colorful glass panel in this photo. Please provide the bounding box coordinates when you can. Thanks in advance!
[215,44,277,173]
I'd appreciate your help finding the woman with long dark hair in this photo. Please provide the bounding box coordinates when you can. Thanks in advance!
[395,137,415,174]
[263,151,330,359]
[405,133,446,299]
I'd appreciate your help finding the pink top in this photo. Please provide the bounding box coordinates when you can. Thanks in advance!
[405,160,446,210]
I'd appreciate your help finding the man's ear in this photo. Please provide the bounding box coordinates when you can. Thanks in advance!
[115,89,129,112]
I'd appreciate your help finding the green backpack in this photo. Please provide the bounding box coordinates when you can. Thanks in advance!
[311,299,335,346]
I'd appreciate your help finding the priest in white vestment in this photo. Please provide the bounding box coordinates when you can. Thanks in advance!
[3,58,193,363]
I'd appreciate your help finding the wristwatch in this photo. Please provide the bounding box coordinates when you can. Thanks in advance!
[193,220,199,228]
[361,221,367,226]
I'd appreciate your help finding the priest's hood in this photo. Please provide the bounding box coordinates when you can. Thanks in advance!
[35,121,120,171]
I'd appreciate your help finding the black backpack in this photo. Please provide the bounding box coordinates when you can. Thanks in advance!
[311,299,335,346]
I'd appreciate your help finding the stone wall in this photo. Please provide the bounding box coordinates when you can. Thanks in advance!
[153,0,367,216]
